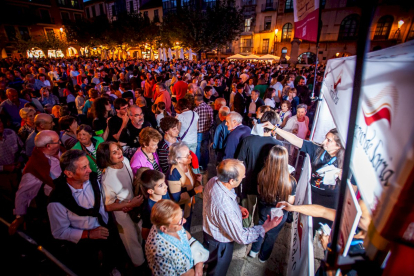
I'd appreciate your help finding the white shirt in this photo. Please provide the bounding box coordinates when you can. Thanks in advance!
[264,98,276,109]
[47,180,108,244]
[177,110,199,144]
[101,158,134,205]
[14,153,61,216]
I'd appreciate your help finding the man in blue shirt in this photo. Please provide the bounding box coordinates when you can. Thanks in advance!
[223,111,251,160]
[0,88,28,129]
[212,106,230,163]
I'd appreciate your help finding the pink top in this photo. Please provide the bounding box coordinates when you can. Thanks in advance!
[130,147,162,175]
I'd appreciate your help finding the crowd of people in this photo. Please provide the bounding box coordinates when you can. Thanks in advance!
[0,56,362,276]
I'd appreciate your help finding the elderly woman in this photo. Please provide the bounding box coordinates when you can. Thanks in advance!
[130,126,163,174]
[146,199,204,276]
[59,115,78,149]
[72,124,104,175]
[18,107,35,142]
[167,141,203,231]
[97,141,146,268]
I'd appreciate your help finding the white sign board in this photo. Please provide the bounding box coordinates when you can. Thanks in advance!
[288,155,314,276]
[321,40,414,214]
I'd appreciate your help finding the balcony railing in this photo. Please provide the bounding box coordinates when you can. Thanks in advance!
[240,47,253,53]
[258,25,272,32]
[261,1,277,12]
[19,0,51,5]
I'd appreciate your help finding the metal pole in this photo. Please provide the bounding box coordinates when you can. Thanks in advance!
[326,0,378,267]
[0,217,77,276]
[311,0,323,98]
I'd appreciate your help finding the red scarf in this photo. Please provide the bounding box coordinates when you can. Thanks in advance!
[23,148,55,188]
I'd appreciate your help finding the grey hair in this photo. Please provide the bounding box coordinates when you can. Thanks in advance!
[297,104,307,111]
[219,106,230,117]
[127,105,142,116]
[34,130,57,147]
[227,111,243,123]
[168,141,189,165]
[217,159,244,183]
[60,149,87,173]
[187,83,196,91]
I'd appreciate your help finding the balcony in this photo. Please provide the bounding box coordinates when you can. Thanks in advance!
[240,47,253,53]
[258,25,273,33]
[243,5,256,16]
[261,1,277,12]
[57,0,82,10]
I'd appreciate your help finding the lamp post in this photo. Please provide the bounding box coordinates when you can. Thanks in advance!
[395,20,404,39]
[274,28,279,55]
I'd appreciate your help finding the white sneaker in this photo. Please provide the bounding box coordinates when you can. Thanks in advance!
[248,250,258,258]
[258,258,266,263]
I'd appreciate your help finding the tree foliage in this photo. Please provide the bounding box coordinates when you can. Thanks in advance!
[15,31,69,56]
[160,0,244,52]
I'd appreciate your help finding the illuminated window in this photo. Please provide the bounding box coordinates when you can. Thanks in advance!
[374,15,393,40]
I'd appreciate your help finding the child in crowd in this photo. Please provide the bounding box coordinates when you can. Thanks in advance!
[136,169,170,240]
[75,89,85,114]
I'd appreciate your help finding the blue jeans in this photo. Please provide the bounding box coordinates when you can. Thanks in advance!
[250,201,288,261]
[196,131,210,169]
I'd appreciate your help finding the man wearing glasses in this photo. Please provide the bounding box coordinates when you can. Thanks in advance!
[107,98,129,142]
[9,130,62,239]
[25,113,55,157]
[119,105,151,159]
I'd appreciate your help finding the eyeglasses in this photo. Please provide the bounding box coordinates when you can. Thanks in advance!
[47,140,61,146]
[172,211,185,226]
[178,153,191,159]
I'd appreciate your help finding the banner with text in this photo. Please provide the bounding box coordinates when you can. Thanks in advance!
[321,40,414,246]
[288,155,314,276]
[293,0,320,42]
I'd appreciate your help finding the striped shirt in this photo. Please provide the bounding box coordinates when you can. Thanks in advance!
[203,177,265,243]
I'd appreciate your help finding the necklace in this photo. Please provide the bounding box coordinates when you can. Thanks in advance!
[142,148,154,161]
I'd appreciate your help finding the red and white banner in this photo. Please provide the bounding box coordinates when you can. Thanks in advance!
[320,40,414,246]
[293,0,320,42]
[288,155,314,276]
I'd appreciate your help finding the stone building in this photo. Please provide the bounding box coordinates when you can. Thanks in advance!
[1,0,85,58]
[231,0,414,64]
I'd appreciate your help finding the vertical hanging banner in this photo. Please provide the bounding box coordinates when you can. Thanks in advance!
[288,155,314,276]
[293,0,320,42]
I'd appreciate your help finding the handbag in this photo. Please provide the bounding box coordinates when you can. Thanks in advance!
[188,237,209,264]
[180,111,195,140]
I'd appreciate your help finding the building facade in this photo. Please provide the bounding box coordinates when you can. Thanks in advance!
[1,0,85,58]
[232,0,414,63]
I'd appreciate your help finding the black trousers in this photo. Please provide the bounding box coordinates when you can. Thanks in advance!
[203,232,234,276]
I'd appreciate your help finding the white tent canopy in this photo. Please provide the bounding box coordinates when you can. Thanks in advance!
[258,54,280,60]
[245,54,260,60]
[314,40,414,215]
[228,54,246,60]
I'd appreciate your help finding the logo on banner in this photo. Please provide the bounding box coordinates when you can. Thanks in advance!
[354,86,398,187]
[327,70,342,104]
[361,86,398,127]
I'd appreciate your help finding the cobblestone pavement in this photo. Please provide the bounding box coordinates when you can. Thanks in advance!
[189,151,293,276]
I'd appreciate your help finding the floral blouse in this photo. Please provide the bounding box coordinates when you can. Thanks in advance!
[145,226,193,276]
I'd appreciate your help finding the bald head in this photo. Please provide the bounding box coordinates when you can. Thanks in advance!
[214,98,226,111]
[218,106,230,118]
[217,159,245,185]
[127,105,142,116]
[34,113,54,130]
[34,130,59,147]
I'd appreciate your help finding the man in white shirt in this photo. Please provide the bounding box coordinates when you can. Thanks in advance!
[47,149,126,275]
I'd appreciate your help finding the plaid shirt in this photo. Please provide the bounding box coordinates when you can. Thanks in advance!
[194,102,213,133]
[203,177,265,243]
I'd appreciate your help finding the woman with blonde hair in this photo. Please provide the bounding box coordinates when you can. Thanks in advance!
[167,141,203,231]
[146,199,204,276]
[248,145,296,262]
[18,107,36,142]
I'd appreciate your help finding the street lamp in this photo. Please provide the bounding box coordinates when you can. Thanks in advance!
[274,28,279,55]
[395,20,404,39]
